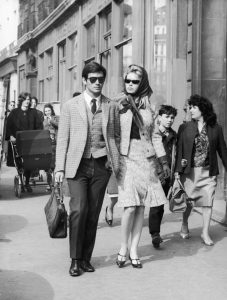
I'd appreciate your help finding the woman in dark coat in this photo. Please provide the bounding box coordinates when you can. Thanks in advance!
[6,92,43,192]
[175,94,227,245]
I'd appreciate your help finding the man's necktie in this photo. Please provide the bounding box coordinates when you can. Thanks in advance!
[91,99,97,114]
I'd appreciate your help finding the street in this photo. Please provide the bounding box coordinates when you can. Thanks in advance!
[1,164,227,300]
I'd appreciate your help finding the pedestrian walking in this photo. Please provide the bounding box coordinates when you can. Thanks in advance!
[5,92,43,192]
[115,64,169,269]
[55,61,120,277]
[175,94,227,245]
[149,104,177,248]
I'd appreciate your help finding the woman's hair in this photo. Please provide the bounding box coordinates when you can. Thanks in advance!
[188,94,217,126]
[124,64,153,98]
[31,96,38,105]
[43,103,55,116]
[18,92,31,108]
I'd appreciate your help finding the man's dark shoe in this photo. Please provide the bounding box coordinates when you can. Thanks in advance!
[152,233,163,249]
[80,260,95,272]
[69,259,83,277]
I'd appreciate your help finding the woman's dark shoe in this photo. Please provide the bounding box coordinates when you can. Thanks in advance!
[129,256,142,268]
[25,184,33,193]
[105,206,113,226]
[116,253,126,268]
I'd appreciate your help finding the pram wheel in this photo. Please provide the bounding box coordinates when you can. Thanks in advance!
[14,175,22,198]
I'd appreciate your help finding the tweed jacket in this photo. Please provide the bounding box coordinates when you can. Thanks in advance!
[55,93,120,178]
[118,98,166,158]
[175,120,227,176]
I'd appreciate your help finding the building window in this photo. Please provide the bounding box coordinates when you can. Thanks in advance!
[153,0,167,102]
[115,0,133,76]
[99,6,112,96]
[85,19,96,63]
[46,48,53,103]
[68,33,79,96]
[58,41,66,102]
[38,53,45,102]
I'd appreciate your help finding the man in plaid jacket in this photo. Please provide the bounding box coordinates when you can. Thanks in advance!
[55,62,120,277]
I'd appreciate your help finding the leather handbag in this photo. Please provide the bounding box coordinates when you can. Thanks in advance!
[167,178,189,213]
[44,183,68,238]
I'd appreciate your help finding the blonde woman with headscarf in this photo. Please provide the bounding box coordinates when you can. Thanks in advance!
[116,65,169,269]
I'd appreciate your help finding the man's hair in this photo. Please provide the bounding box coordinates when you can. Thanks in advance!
[31,96,38,105]
[82,61,106,79]
[159,104,177,117]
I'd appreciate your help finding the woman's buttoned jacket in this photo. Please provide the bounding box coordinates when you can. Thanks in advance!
[175,121,227,176]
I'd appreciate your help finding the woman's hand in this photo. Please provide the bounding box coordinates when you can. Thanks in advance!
[10,136,16,142]
[174,172,180,180]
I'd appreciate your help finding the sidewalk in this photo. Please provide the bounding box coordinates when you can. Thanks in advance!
[1,164,227,300]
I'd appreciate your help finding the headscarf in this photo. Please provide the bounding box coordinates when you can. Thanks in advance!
[120,64,153,130]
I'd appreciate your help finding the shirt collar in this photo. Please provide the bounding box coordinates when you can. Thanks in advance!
[84,91,101,109]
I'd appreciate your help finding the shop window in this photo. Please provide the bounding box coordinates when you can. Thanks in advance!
[68,33,79,96]
[58,41,66,102]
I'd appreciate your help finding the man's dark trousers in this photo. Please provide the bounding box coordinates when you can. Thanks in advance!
[149,179,170,235]
[67,156,111,261]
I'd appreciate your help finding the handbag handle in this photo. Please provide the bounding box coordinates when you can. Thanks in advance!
[55,182,64,204]
[176,178,186,193]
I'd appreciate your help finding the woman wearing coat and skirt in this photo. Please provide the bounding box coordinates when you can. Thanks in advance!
[175,94,227,246]
[116,65,169,268]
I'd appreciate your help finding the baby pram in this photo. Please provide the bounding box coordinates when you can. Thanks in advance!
[11,130,53,198]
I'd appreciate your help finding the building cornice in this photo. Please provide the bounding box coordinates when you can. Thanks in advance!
[15,0,79,52]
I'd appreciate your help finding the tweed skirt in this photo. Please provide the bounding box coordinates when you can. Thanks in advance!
[181,166,217,207]
[117,139,167,208]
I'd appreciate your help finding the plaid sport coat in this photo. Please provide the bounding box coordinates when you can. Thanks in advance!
[55,93,120,178]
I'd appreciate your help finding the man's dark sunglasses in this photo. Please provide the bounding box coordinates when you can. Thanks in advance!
[87,77,105,84]
[124,79,140,85]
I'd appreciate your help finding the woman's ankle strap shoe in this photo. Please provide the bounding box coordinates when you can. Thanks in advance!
[116,253,126,268]
[129,256,142,268]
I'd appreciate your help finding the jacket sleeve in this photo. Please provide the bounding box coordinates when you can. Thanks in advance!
[152,122,166,159]
[35,110,43,130]
[5,110,16,140]
[49,116,59,129]
[55,103,70,173]
[216,125,227,171]
[174,123,185,173]
[114,102,120,151]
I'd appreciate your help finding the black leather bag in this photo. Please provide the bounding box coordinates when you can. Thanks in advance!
[167,178,189,213]
[44,183,67,238]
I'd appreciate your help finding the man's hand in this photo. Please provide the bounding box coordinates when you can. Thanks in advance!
[55,171,64,183]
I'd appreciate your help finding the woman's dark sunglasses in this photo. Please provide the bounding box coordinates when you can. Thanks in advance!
[87,77,105,84]
[124,79,140,85]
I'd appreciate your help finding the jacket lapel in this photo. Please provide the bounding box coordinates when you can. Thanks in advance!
[186,121,198,142]
[75,94,87,124]
[101,95,110,141]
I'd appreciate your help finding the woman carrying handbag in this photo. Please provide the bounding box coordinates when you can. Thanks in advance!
[175,94,227,245]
